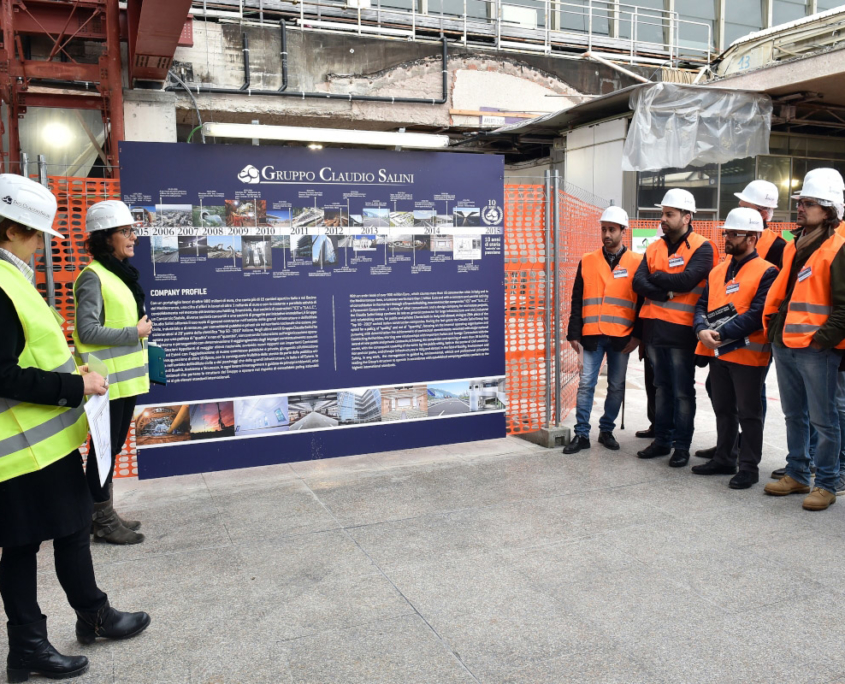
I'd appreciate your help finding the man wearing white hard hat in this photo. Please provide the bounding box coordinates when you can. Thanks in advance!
[0,175,150,681]
[633,188,718,468]
[73,200,150,543]
[735,180,786,268]
[564,206,642,453]
[763,168,845,511]
[690,208,778,489]
[696,179,785,462]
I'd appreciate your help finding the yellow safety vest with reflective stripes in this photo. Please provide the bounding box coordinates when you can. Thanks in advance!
[72,261,149,400]
[0,261,89,484]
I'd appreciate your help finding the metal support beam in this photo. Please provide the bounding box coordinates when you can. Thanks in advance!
[103,0,124,177]
[544,170,551,428]
[552,170,561,428]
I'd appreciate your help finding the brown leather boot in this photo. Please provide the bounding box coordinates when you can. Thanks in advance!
[763,475,811,496]
[92,495,144,545]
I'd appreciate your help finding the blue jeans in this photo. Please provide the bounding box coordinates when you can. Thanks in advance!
[773,345,841,493]
[837,372,845,479]
[647,345,697,450]
[573,338,629,438]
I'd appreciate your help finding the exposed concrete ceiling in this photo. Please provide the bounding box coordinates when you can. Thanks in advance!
[708,46,845,108]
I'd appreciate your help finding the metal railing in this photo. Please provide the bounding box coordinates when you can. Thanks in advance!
[193,0,713,66]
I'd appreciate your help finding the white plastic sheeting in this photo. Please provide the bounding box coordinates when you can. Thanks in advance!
[621,83,772,172]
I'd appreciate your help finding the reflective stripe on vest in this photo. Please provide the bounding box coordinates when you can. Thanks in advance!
[72,261,150,400]
[640,232,718,328]
[762,233,845,350]
[579,248,642,338]
[695,256,774,366]
[0,262,89,484]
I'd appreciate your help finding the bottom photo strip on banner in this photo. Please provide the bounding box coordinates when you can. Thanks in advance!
[133,377,507,450]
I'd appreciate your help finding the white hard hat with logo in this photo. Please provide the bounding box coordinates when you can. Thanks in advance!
[86,200,142,233]
[600,205,629,228]
[723,207,765,233]
[655,188,697,213]
[791,168,845,204]
[0,174,62,239]
[735,180,779,209]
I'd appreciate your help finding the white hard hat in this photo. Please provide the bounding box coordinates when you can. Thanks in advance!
[734,180,779,209]
[86,200,141,233]
[0,173,62,238]
[599,205,629,228]
[656,188,696,213]
[791,168,845,205]
[723,207,765,233]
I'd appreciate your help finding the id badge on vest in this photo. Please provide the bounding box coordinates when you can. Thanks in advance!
[668,256,684,269]
[725,281,740,295]
[613,268,628,279]
[797,265,812,282]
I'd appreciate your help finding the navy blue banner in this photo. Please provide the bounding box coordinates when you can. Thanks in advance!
[119,142,505,478]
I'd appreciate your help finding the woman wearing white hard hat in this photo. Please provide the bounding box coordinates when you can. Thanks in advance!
[0,175,150,682]
[734,179,787,269]
[73,200,150,544]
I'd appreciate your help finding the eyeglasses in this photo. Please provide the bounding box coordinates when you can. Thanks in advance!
[796,200,820,209]
[116,227,137,238]
[721,231,752,239]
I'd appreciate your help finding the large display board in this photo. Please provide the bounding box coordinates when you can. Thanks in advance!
[120,142,506,478]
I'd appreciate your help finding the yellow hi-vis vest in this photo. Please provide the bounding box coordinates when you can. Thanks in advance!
[72,260,149,400]
[0,261,89,484]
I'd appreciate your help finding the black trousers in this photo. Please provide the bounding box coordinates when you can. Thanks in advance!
[86,396,137,503]
[709,358,767,474]
[0,526,107,626]
[644,355,655,428]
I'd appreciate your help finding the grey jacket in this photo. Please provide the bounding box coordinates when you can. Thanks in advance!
[74,269,140,348]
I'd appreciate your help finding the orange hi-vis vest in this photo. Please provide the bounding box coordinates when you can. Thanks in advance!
[695,257,773,366]
[640,232,718,328]
[756,229,779,263]
[763,232,845,349]
[580,248,643,337]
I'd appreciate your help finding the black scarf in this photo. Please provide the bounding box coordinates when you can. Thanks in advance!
[97,254,146,318]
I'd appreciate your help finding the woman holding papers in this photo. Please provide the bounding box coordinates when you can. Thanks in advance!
[73,200,150,545]
[0,174,149,682]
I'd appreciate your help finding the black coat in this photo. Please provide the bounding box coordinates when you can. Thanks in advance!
[0,287,91,548]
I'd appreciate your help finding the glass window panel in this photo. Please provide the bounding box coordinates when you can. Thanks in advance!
[725,0,762,26]
[618,0,666,46]
[674,0,715,56]
[427,0,490,19]
[755,156,792,215]
[818,0,844,9]
[773,0,808,25]
[550,0,609,33]
[718,157,756,220]
[637,164,719,213]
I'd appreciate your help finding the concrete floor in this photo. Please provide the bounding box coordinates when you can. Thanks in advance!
[30,356,845,684]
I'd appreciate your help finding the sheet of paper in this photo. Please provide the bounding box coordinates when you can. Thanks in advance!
[84,354,111,487]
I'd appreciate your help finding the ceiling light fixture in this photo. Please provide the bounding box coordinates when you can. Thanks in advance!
[202,122,450,149]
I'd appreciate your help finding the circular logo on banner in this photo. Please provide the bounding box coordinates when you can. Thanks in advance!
[482,205,502,225]
[238,165,261,184]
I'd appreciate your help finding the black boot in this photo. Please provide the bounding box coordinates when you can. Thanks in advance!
[75,600,151,645]
[6,617,88,683]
